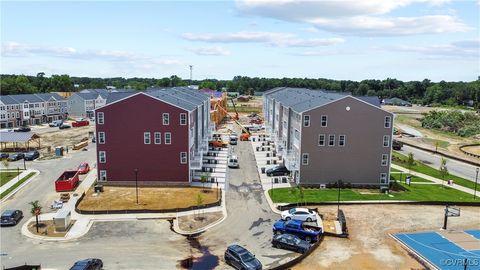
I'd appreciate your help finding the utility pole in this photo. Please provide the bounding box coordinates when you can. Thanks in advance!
[474,168,479,200]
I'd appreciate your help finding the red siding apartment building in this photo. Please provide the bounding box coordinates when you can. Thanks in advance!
[95,87,211,185]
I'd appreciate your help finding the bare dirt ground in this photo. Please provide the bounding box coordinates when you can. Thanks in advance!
[39,125,94,156]
[77,186,220,211]
[27,220,71,237]
[178,211,223,232]
[462,145,480,156]
[295,204,480,270]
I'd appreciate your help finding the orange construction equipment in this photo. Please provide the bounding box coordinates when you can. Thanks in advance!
[230,98,240,120]
[217,105,251,141]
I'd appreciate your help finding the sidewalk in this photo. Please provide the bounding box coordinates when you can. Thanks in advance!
[391,164,478,195]
[1,169,39,202]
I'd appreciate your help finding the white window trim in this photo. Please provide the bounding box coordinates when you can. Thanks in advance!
[383,135,390,147]
[318,134,325,146]
[339,135,346,147]
[302,153,309,165]
[180,113,187,126]
[163,113,169,125]
[380,173,388,184]
[321,115,328,127]
[99,170,107,182]
[180,152,187,164]
[328,134,335,147]
[144,132,151,144]
[384,116,391,128]
[303,115,310,127]
[165,132,171,145]
[98,132,105,144]
[99,151,106,163]
[97,112,104,125]
[154,132,161,144]
[381,154,389,166]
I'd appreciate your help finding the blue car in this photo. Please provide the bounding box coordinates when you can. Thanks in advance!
[1,210,23,226]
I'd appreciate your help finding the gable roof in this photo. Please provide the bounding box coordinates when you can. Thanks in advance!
[0,132,40,143]
[0,95,19,105]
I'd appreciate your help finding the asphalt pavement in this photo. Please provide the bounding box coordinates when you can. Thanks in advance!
[398,145,480,182]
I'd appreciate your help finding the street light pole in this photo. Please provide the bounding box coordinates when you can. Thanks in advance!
[134,168,139,204]
[474,168,479,200]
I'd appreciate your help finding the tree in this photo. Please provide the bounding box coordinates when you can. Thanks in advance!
[195,193,204,220]
[406,153,415,175]
[439,157,449,187]
[200,173,209,191]
[297,185,305,206]
[29,200,42,233]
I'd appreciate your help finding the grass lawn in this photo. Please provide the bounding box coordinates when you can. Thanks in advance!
[423,138,450,149]
[390,171,433,183]
[0,172,36,199]
[77,186,220,211]
[269,183,477,203]
[0,171,22,186]
[392,151,477,190]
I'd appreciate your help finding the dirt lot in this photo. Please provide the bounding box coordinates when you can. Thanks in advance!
[27,220,71,237]
[178,211,223,232]
[295,204,480,270]
[77,186,220,211]
[39,125,94,156]
[462,145,480,156]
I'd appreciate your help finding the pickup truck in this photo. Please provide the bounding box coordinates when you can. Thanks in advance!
[273,219,322,242]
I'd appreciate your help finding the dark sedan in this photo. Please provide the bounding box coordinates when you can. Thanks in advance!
[0,153,9,159]
[59,124,72,129]
[266,165,290,177]
[224,245,262,270]
[70,258,103,270]
[14,126,31,132]
[7,153,24,161]
[0,210,23,226]
[272,233,311,254]
[24,150,40,161]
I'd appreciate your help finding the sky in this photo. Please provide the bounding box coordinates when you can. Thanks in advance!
[1,0,479,82]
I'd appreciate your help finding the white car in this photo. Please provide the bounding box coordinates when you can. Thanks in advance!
[227,155,239,168]
[281,208,317,222]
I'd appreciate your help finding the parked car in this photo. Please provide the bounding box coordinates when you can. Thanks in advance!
[272,233,311,254]
[228,155,239,168]
[273,219,322,242]
[266,166,290,177]
[49,120,63,127]
[281,208,317,222]
[224,245,262,270]
[24,150,40,161]
[229,134,238,145]
[7,152,24,161]
[0,153,9,159]
[0,210,23,226]
[59,124,72,129]
[77,162,90,174]
[69,258,103,270]
[14,126,31,132]
[392,139,403,150]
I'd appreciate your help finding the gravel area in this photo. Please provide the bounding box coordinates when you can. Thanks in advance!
[178,211,223,232]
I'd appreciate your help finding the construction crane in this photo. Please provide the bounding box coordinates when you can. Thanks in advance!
[229,98,240,120]
[215,103,251,141]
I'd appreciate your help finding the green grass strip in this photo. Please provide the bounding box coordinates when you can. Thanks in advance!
[0,172,36,199]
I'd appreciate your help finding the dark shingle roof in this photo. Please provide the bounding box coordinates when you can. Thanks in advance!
[9,94,44,103]
[106,91,137,104]
[0,95,19,105]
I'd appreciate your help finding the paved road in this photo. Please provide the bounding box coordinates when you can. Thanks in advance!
[398,145,480,182]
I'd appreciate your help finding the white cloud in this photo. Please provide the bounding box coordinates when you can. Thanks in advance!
[387,39,479,58]
[1,42,182,66]
[235,0,470,36]
[181,31,344,47]
[187,46,231,56]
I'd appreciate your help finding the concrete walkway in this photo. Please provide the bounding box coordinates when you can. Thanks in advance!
[391,164,478,195]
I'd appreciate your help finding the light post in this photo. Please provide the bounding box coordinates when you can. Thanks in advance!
[474,168,479,200]
[134,168,139,204]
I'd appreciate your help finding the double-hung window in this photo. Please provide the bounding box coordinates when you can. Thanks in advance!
[303,115,310,127]
[328,134,335,146]
[99,151,106,163]
[97,112,104,124]
[384,116,392,128]
[302,153,309,165]
[99,170,107,182]
[380,173,388,184]
[144,132,151,144]
[321,115,328,127]
[318,134,326,146]
[383,135,390,147]
[180,152,187,164]
[180,113,187,125]
[154,132,161,144]
[165,132,171,144]
[338,135,346,147]
[381,154,389,166]
[163,113,169,125]
[98,132,105,144]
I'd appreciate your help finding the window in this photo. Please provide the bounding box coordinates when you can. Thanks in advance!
[7,113,10,118]
[144,132,151,144]
[318,134,325,146]
[154,132,161,144]
[339,135,346,147]
[384,116,391,128]
[302,153,309,165]
[381,154,389,166]
[180,113,187,125]
[303,115,310,127]
[98,132,105,144]
[380,173,388,184]
[328,134,335,146]
[165,132,171,144]
[163,113,169,125]
[16,112,19,118]
[99,151,106,163]
[99,170,107,182]
[180,152,187,164]
[383,135,390,147]
[97,112,104,124]
[321,115,328,127]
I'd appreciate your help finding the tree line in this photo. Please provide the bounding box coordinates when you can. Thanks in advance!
[1,73,479,109]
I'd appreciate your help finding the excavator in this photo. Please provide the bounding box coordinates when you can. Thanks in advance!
[214,102,251,141]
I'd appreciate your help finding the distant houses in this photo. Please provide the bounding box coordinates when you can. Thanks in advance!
[382,98,412,107]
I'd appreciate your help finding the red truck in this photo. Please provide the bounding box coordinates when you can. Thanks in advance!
[55,170,80,192]
[72,120,89,127]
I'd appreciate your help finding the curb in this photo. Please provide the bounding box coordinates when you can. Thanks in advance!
[1,170,40,203]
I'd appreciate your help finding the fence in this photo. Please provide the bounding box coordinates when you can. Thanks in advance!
[459,144,480,159]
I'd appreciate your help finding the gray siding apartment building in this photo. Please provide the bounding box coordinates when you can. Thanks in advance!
[67,89,108,118]
[263,87,393,187]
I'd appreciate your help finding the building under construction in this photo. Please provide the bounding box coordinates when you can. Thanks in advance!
[200,89,228,128]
